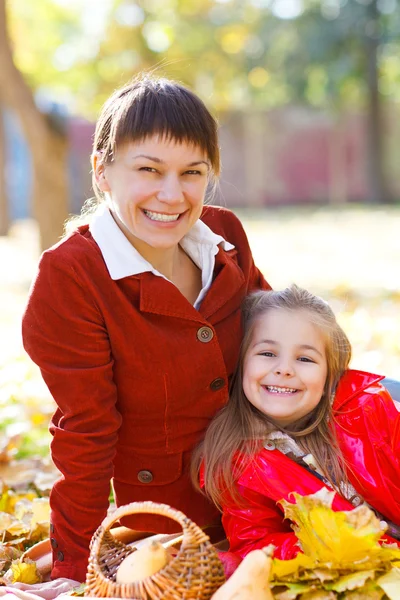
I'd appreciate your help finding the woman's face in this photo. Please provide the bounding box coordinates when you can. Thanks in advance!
[95,135,210,254]
[242,308,328,427]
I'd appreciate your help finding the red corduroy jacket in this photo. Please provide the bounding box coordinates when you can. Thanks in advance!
[22,205,270,581]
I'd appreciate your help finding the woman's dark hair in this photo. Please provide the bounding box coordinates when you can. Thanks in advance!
[92,74,220,200]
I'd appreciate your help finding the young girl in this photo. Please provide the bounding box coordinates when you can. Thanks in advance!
[194,285,400,567]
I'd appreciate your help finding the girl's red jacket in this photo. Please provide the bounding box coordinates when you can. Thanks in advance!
[219,370,400,563]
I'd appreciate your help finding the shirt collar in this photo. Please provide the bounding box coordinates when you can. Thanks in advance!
[89,204,235,281]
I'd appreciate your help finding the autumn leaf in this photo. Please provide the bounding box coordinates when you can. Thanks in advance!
[376,567,400,600]
[0,544,21,572]
[69,582,87,597]
[273,582,317,599]
[295,591,336,599]
[9,558,41,584]
[272,552,315,579]
[279,489,395,568]
[326,569,375,592]
[0,512,29,538]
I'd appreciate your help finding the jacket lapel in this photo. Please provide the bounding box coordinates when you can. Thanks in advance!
[139,272,204,322]
[199,247,246,323]
[138,247,247,325]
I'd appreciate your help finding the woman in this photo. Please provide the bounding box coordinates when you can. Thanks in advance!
[22,74,271,581]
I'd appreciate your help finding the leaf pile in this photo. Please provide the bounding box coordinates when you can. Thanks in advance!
[270,489,400,599]
[0,483,50,585]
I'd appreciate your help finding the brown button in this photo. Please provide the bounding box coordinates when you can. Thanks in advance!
[350,495,362,507]
[197,326,214,343]
[50,537,58,549]
[137,470,153,484]
[57,551,64,562]
[210,377,225,391]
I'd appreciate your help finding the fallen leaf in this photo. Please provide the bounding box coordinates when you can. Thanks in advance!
[376,567,400,600]
[327,569,375,592]
[9,558,41,584]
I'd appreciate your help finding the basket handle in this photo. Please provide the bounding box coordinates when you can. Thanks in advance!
[97,501,208,545]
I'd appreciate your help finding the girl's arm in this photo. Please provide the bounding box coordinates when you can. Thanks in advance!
[368,385,400,511]
[22,251,121,582]
[222,484,300,560]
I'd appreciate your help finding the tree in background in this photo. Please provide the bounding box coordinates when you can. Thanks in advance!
[0,0,69,250]
[1,0,399,247]
[0,106,9,236]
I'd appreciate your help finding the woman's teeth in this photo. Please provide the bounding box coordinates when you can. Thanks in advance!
[143,209,180,222]
[265,386,297,394]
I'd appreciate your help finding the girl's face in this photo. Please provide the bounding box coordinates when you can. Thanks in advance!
[94,135,210,256]
[242,308,328,427]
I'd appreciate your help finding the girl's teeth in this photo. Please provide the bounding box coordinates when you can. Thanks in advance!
[266,386,297,394]
[144,210,180,222]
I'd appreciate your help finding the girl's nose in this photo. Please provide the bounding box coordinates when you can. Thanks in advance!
[274,363,294,377]
[157,174,184,204]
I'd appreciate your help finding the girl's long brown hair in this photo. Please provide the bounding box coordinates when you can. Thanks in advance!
[192,284,352,509]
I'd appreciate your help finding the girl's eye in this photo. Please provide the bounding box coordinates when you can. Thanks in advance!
[298,357,315,363]
[260,351,275,358]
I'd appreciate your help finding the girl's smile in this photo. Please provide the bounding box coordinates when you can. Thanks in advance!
[243,308,328,426]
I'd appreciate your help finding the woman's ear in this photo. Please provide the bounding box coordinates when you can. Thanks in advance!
[92,152,111,193]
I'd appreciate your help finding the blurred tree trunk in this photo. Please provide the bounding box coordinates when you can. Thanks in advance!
[0,0,69,250]
[364,0,388,204]
[0,106,10,235]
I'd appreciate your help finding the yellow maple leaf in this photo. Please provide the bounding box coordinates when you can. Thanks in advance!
[10,559,41,584]
[278,490,398,568]
[272,553,315,580]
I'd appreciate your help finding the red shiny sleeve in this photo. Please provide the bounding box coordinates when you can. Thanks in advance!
[221,484,300,560]
[367,385,400,517]
[22,251,122,581]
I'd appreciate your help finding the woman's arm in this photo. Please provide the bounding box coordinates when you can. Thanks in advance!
[22,250,121,582]
[222,485,300,560]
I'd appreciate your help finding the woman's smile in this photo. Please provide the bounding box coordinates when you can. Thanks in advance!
[142,209,184,223]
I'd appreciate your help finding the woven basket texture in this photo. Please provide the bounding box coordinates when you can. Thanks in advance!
[85,501,225,599]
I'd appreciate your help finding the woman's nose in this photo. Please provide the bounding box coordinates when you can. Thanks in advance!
[157,174,184,204]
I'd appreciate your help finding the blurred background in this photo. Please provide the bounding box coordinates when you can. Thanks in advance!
[0,0,399,469]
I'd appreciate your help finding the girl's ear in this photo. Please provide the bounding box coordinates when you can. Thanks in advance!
[92,151,111,193]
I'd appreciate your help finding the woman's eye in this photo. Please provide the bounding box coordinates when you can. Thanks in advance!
[139,167,157,173]
[184,170,202,176]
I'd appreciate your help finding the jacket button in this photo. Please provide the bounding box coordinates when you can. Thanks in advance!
[350,495,362,507]
[57,551,64,562]
[50,537,58,549]
[210,377,225,391]
[264,441,276,450]
[50,523,54,533]
[137,470,153,484]
[197,326,214,343]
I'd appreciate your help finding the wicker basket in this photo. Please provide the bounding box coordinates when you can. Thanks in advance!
[85,501,225,599]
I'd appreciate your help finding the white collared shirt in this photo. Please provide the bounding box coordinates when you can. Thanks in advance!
[89,205,235,309]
